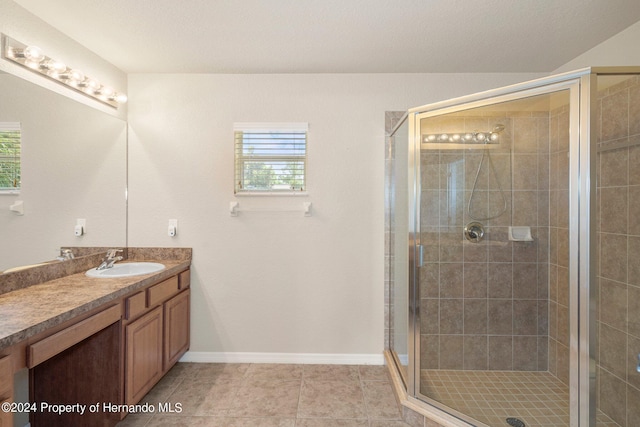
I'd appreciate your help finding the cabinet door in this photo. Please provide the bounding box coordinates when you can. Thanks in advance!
[164,289,190,370]
[125,306,163,405]
[0,356,11,427]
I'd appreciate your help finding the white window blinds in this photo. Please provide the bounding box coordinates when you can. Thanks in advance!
[234,122,308,194]
[0,122,21,192]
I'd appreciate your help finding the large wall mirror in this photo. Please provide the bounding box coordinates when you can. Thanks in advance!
[0,70,126,273]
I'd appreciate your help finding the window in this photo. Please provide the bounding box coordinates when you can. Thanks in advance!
[0,122,21,193]
[234,122,307,194]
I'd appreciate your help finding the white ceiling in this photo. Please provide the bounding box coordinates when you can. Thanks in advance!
[12,0,640,74]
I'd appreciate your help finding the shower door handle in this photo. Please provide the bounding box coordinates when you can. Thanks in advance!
[417,245,424,267]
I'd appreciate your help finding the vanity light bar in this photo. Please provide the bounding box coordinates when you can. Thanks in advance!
[1,34,127,108]
[422,124,506,144]
[422,131,500,144]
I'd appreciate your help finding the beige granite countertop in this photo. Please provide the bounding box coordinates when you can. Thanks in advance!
[0,259,190,351]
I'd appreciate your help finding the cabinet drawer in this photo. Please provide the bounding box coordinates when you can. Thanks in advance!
[0,356,11,397]
[28,304,121,368]
[179,269,190,290]
[147,276,179,307]
[125,291,146,320]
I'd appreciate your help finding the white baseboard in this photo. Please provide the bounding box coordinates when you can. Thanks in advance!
[179,351,385,365]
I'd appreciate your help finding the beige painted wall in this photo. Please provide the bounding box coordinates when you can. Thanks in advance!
[554,20,640,73]
[127,72,543,360]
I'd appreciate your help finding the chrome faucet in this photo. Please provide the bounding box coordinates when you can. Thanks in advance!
[56,248,75,261]
[96,249,123,270]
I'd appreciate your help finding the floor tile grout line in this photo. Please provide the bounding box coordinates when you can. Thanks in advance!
[295,367,304,421]
[116,363,415,427]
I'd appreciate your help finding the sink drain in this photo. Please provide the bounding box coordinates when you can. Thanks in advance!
[506,418,526,427]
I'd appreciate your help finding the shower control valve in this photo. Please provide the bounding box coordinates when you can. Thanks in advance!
[464,222,485,243]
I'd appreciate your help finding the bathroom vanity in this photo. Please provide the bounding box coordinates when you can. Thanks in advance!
[0,248,191,427]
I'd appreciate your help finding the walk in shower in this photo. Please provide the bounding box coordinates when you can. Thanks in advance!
[385,68,640,427]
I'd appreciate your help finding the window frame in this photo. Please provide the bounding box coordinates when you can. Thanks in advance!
[0,122,21,195]
[233,122,309,196]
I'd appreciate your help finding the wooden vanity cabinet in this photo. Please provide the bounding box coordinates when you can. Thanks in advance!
[18,266,191,426]
[125,306,164,405]
[0,355,12,427]
[124,270,190,405]
[164,289,190,369]
[31,320,121,427]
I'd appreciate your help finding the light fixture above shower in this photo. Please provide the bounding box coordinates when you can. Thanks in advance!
[422,124,505,145]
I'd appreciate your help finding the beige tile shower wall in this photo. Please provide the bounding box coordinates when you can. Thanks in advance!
[420,112,550,371]
[596,75,640,427]
[548,104,571,385]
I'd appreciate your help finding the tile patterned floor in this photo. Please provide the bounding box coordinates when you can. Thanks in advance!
[116,363,412,427]
[596,410,622,427]
[420,369,569,427]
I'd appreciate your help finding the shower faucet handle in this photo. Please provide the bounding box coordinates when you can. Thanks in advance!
[464,222,485,243]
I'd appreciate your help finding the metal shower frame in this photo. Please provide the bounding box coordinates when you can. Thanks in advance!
[393,67,640,427]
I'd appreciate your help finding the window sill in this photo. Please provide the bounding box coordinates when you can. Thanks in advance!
[235,191,309,197]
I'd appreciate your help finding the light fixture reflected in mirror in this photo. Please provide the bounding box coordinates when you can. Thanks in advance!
[422,124,505,144]
[1,34,127,108]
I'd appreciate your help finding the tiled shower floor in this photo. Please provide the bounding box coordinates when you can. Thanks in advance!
[420,369,569,427]
[116,363,412,427]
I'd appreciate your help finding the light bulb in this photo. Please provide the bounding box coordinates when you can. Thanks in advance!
[97,86,114,96]
[439,134,449,141]
[24,46,45,63]
[69,69,85,82]
[476,132,486,141]
[114,93,128,104]
[427,135,437,142]
[490,132,499,142]
[80,78,100,93]
[451,134,461,141]
[43,59,66,74]
[6,47,18,59]
[25,59,40,70]
[464,133,474,141]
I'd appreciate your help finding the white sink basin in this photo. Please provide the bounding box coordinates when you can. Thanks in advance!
[86,262,165,278]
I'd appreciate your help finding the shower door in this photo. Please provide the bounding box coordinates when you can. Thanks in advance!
[410,83,580,427]
[387,114,410,384]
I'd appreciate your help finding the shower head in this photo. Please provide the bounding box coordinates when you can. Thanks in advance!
[486,124,505,143]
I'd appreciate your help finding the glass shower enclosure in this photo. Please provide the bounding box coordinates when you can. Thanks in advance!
[386,67,640,427]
